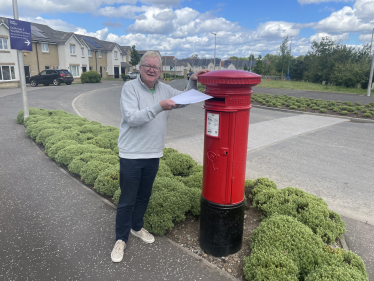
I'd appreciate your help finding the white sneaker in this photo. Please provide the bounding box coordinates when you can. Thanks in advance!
[111,240,126,262]
[130,228,155,243]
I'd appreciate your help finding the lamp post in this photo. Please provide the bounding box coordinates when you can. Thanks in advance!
[174,58,177,79]
[164,52,166,80]
[211,33,217,70]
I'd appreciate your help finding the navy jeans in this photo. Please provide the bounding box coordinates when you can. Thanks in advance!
[115,158,159,242]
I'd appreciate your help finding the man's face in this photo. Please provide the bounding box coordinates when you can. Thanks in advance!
[139,56,161,87]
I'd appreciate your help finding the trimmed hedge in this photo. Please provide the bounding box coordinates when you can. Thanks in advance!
[80,70,101,83]
[80,161,113,185]
[253,186,346,244]
[94,165,120,196]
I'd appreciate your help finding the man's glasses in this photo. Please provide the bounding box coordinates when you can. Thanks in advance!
[142,64,161,71]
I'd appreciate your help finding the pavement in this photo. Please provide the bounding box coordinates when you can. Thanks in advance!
[0,82,373,280]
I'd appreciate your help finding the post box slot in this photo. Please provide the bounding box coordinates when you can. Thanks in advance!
[209,97,226,105]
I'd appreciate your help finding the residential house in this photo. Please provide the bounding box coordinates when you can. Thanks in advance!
[0,18,19,88]
[180,58,221,72]
[119,46,131,75]
[222,59,255,70]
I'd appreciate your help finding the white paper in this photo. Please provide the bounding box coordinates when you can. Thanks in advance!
[171,89,212,104]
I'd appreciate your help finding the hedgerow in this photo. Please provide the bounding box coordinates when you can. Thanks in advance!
[55,144,113,166]
[253,186,346,244]
[80,161,114,185]
[164,152,197,176]
[94,165,120,196]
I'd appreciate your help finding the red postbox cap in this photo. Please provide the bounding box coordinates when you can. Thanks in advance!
[198,69,261,86]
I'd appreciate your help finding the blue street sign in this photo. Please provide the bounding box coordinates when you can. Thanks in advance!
[8,18,32,52]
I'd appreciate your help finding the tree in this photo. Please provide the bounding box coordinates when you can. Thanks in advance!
[243,64,248,71]
[130,45,140,68]
[276,37,292,77]
[229,56,239,60]
[191,53,199,59]
[253,55,264,75]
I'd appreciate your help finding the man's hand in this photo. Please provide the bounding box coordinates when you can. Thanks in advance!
[190,69,210,81]
[160,99,177,110]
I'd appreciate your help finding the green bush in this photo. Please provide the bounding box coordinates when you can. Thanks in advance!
[55,144,113,166]
[44,131,84,153]
[94,165,120,196]
[113,188,121,205]
[80,70,101,83]
[78,124,102,136]
[253,187,346,244]
[180,171,203,189]
[47,140,79,160]
[156,160,174,178]
[319,109,327,113]
[144,177,192,235]
[243,215,325,281]
[341,111,349,115]
[164,152,197,177]
[249,177,277,199]
[80,161,113,185]
[68,153,118,175]
[361,109,368,113]
[289,105,297,109]
[35,128,62,145]
[84,136,111,149]
[363,113,372,118]
[333,107,340,112]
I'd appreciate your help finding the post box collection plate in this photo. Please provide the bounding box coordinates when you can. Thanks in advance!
[198,69,261,257]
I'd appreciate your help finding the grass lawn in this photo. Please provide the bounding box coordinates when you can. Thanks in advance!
[257,79,371,95]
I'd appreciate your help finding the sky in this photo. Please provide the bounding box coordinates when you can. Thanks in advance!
[1,0,374,59]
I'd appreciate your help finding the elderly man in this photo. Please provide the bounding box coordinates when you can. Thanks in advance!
[111,51,209,262]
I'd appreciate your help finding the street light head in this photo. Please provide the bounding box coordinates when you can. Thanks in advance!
[211,33,216,36]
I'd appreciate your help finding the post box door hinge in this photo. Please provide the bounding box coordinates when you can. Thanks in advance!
[220,147,229,156]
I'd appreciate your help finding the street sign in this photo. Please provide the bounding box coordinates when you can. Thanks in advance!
[8,18,32,52]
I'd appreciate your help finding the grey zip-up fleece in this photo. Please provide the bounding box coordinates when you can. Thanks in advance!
[118,74,198,159]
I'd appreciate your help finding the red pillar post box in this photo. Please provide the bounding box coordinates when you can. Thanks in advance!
[198,69,261,257]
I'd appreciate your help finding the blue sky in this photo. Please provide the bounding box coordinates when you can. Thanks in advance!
[1,0,373,59]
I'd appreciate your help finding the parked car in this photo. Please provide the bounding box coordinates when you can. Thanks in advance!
[127,71,140,79]
[29,69,74,87]
[187,71,194,80]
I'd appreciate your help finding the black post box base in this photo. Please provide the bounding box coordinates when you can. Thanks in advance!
[199,196,245,257]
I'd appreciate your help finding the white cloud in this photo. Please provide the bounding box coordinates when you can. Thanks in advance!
[97,5,148,19]
[298,0,353,4]
[310,32,350,42]
[255,21,300,39]
[353,0,374,20]
[22,16,78,32]
[75,27,109,40]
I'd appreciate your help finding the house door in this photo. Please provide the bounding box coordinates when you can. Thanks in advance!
[114,67,119,78]
[82,67,87,73]
[100,66,103,77]
[24,66,30,83]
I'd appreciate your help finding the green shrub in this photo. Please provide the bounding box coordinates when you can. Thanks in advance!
[113,188,121,205]
[55,144,113,166]
[253,187,346,244]
[24,115,49,128]
[243,215,325,281]
[144,177,192,235]
[30,122,59,140]
[363,113,372,118]
[164,153,197,177]
[94,165,120,196]
[156,160,174,178]
[249,177,277,199]
[80,161,113,185]
[36,128,62,145]
[289,105,297,109]
[44,131,84,153]
[319,109,327,113]
[47,140,79,160]
[365,104,371,108]
[180,172,203,189]
[355,102,362,106]
[361,109,368,113]
[341,111,349,115]
[79,124,102,136]
[333,107,340,112]
[68,153,118,175]
[84,136,111,149]
[80,70,101,83]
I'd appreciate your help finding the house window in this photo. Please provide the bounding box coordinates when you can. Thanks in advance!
[70,45,75,55]
[89,66,92,70]
[114,51,118,59]
[45,66,50,69]
[98,51,102,58]
[0,65,16,81]
[0,38,8,50]
[88,50,92,57]
[41,43,49,52]
[128,55,130,62]
[70,65,79,77]
[81,48,84,57]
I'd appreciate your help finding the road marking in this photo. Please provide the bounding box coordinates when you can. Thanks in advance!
[165,115,348,164]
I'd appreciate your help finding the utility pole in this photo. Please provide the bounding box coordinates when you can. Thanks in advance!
[211,33,216,70]
[287,36,294,80]
[12,0,29,119]
[164,52,166,80]
[367,28,374,97]
[174,58,177,79]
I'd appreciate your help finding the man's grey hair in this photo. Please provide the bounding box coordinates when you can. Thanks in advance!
[140,51,162,68]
